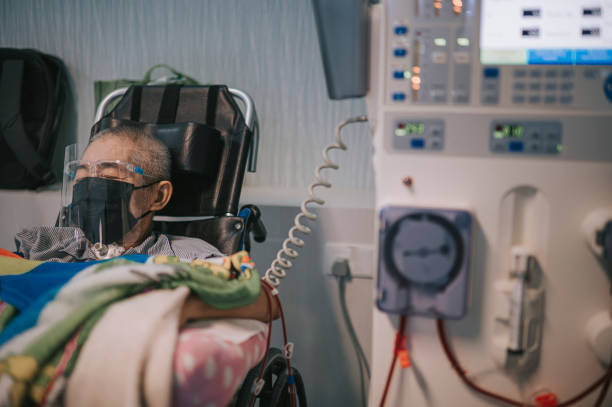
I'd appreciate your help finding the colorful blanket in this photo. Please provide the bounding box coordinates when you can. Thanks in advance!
[0,254,148,347]
[0,251,260,407]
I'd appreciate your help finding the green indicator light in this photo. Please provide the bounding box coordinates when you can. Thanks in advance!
[511,126,524,138]
[404,123,425,135]
[404,70,412,79]
[434,38,447,47]
[395,128,408,137]
[493,131,504,139]
[457,37,470,47]
[557,144,563,152]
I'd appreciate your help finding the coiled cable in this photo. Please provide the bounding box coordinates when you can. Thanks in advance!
[263,115,369,287]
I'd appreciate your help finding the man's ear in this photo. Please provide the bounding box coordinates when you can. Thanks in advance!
[150,180,173,211]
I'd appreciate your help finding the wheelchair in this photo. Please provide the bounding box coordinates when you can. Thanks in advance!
[94,84,306,406]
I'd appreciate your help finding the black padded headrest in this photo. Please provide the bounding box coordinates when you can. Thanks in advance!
[93,118,223,181]
[91,85,252,216]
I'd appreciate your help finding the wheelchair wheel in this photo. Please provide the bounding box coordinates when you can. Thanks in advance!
[234,348,307,407]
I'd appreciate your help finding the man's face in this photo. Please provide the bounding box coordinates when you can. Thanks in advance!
[78,137,153,218]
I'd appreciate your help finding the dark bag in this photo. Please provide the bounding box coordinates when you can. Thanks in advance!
[0,48,68,189]
[93,64,200,114]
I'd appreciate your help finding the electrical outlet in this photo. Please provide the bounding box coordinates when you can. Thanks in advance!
[323,242,375,278]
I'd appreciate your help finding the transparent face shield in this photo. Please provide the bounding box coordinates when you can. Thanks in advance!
[59,144,155,258]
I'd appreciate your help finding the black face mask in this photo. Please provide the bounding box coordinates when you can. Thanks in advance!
[71,177,156,245]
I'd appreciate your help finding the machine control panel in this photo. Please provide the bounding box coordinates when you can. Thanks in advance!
[385,0,612,111]
[384,112,612,162]
[388,0,476,105]
[392,118,445,151]
[489,121,562,155]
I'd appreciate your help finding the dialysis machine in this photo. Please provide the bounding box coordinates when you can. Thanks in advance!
[313,0,612,405]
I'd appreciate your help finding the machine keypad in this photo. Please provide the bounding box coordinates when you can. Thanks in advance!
[392,119,445,151]
[511,68,575,106]
[490,121,562,155]
[543,95,556,104]
[528,95,541,104]
[513,82,526,91]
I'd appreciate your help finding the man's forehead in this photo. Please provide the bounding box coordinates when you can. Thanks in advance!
[82,138,134,162]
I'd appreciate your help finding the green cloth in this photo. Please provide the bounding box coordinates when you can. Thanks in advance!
[0,304,18,332]
[0,257,43,277]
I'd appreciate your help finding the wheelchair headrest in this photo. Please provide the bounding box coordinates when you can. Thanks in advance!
[91,85,252,216]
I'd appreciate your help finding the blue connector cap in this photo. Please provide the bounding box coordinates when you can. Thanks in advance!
[394,48,407,57]
[410,138,425,149]
[392,92,406,101]
[394,26,408,35]
[509,141,524,152]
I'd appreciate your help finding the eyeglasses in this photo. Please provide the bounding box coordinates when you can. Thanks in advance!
[65,160,154,181]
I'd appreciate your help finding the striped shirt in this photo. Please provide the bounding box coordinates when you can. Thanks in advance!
[14,226,223,262]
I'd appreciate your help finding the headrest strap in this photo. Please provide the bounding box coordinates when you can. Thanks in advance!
[130,86,142,121]
[205,85,219,128]
[156,84,182,124]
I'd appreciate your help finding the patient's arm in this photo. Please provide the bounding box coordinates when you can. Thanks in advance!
[180,289,280,326]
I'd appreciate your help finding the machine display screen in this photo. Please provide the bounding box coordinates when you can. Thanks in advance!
[395,122,425,137]
[480,0,612,65]
[493,124,524,139]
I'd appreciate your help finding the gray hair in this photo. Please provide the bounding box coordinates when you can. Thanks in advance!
[89,125,171,181]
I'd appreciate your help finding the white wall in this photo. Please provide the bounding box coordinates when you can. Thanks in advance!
[0,0,374,190]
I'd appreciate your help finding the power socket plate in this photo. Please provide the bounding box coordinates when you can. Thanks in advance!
[323,242,375,278]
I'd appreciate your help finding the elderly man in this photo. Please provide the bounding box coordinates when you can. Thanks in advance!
[16,124,222,261]
[13,124,277,321]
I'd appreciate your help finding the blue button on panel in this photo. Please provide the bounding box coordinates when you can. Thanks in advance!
[393,70,404,79]
[483,67,499,78]
[575,49,612,65]
[411,138,425,149]
[528,49,572,64]
[509,141,524,152]
[394,48,407,57]
[395,26,408,35]
[392,92,406,101]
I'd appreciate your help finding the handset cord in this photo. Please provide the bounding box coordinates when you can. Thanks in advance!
[263,115,369,287]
